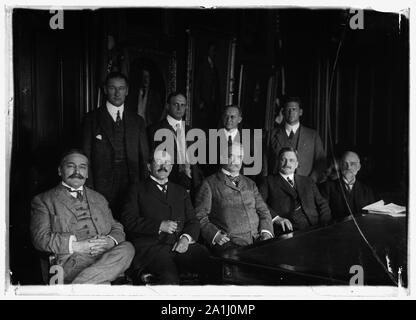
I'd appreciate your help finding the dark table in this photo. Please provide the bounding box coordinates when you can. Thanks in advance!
[219,214,407,286]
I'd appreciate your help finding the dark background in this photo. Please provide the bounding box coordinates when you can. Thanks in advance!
[10,8,408,284]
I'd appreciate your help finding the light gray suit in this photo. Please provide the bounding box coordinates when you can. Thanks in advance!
[195,172,273,248]
[30,184,134,284]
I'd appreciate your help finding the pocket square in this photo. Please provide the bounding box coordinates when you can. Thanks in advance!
[96,134,102,140]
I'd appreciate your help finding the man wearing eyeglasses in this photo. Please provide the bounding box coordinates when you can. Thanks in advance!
[120,150,211,285]
[320,151,378,221]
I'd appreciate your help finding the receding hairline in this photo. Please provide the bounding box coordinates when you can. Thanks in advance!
[342,151,360,162]
[60,152,89,166]
[279,149,298,160]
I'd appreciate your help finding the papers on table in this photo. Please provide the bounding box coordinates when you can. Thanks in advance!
[362,200,406,217]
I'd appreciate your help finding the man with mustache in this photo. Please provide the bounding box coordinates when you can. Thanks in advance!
[147,91,204,200]
[30,149,134,284]
[195,142,275,256]
[260,147,331,232]
[121,150,211,285]
[320,151,378,221]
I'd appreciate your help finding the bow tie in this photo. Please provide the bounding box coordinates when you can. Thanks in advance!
[63,186,84,201]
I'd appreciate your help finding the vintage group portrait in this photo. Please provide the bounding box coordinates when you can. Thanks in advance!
[4,4,410,297]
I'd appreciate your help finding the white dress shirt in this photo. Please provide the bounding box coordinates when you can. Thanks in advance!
[285,122,300,137]
[222,128,239,142]
[106,101,124,122]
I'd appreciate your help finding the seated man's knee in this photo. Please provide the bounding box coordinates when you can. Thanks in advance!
[118,241,135,261]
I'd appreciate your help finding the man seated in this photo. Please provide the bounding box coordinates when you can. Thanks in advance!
[30,149,134,284]
[320,151,378,221]
[195,142,275,256]
[121,150,211,285]
[260,147,331,232]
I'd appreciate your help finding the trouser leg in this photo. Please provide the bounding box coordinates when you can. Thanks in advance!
[71,241,135,284]
[146,246,180,285]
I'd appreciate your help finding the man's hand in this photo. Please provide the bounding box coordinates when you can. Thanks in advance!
[72,239,94,254]
[88,235,115,256]
[260,232,273,241]
[274,216,293,232]
[160,220,178,234]
[172,236,189,253]
[213,231,230,246]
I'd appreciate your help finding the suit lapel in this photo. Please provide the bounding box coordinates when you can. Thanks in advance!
[272,126,286,152]
[218,172,240,191]
[98,107,116,150]
[145,178,169,204]
[277,174,297,198]
[84,187,104,233]
[54,185,81,219]
[124,110,139,160]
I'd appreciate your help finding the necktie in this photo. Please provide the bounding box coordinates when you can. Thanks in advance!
[287,177,295,188]
[345,182,353,192]
[288,130,294,140]
[228,175,240,188]
[116,110,121,126]
[156,182,168,193]
[176,123,186,165]
[64,186,83,201]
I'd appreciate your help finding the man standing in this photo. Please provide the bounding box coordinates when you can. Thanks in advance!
[121,150,211,285]
[126,68,163,127]
[207,105,259,179]
[195,142,275,256]
[264,96,326,182]
[30,150,134,284]
[320,151,378,221]
[82,72,149,219]
[260,147,331,232]
[147,92,203,195]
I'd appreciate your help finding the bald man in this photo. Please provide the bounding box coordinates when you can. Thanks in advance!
[320,151,378,221]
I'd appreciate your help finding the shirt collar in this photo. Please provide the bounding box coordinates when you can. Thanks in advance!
[279,172,295,182]
[61,181,84,192]
[106,101,124,121]
[150,175,168,185]
[285,122,300,135]
[223,128,239,140]
[221,168,239,178]
[343,176,356,186]
[167,114,183,130]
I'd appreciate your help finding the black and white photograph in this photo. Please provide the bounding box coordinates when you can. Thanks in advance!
[2,1,413,300]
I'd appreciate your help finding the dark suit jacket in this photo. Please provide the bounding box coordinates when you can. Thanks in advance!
[30,184,126,265]
[125,87,163,127]
[147,119,204,192]
[259,174,331,230]
[195,171,274,247]
[264,124,326,182]
[120,178,200,268]
[82,106,149,200]
[320,178,377,221]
